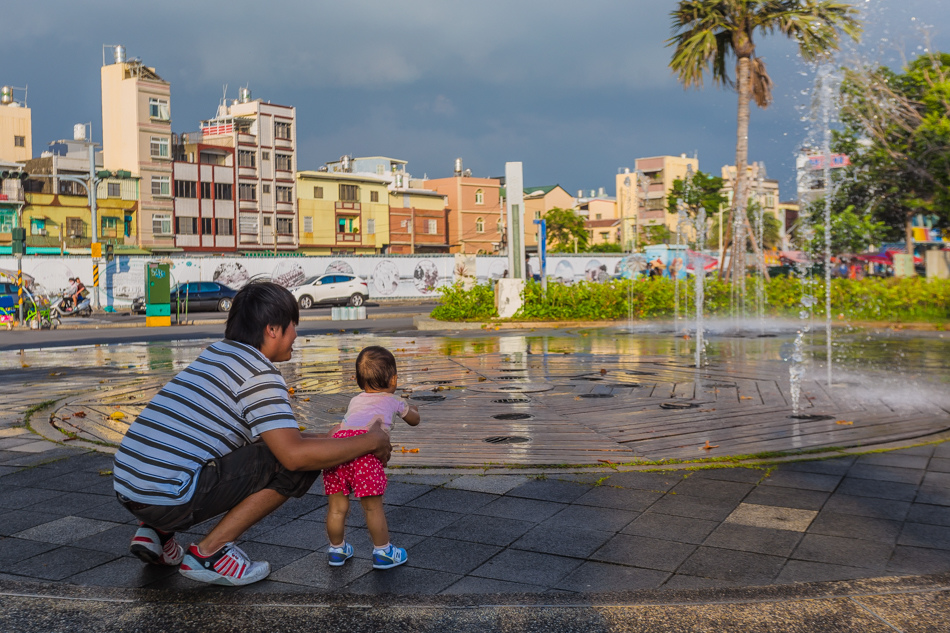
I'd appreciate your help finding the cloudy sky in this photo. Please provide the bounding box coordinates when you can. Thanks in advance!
[3,0,947,200]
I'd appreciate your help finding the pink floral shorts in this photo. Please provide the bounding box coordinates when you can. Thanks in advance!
[322,429,387,498]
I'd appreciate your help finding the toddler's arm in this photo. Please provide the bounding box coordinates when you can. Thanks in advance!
[402,404,421,426]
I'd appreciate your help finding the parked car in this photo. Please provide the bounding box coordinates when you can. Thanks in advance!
[132,281,237,314]
[290,274,369,309]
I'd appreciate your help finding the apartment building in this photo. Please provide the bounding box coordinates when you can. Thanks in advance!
[196,90,297,253]
[388,184,449,254]
[296,171,391,255]
[171,138,237,252]
[20,138,138,253]
[622,155,699,247]
[0,86,31,163]
[575,188,620,247]
[101,46,172,250]
[720,162,783,246]
[424,169,503,254]
[521,185,574,251]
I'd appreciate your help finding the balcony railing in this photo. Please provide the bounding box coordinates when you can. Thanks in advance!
[1,182,25,203]
[336,233,360,243]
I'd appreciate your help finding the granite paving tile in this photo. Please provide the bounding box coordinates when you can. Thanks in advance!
[669,477,754,503]
[848,464,925,486]
[376,481,434,504]
[546,504,639,532]
[26,492,116,516]
[0,486,64,510]
[822,493,910,520]
[855,452,931,470]
[344,566,461,595]
[443,475,527,495]
[271,493,328,518]
[906,503,950,527]
[590,534,696,572]
[0,466,64,487]
[72,500,138,524]
[7,545,118,581]
[33,470,114,492]
[922,471,950,488]
[761,469,842,492]
[440,576,547,594]
[914,486,950,507]
[892,445,935,457]
[71,524,140,556]
[792,533,894,570]
[808,511,903,543]
[703,523,803,557]
[836,477,919,502]
[573,486,664,512]
[676,547,786,584]
[0,509,61,537]
[0,537,59,567]
[474,496,567,523]
[505,478,593,503]
[65,556,179,588]
[240,513,296,541]
[258,551,371,589]
[14,516,119,545]
[510,524,614,559]
[251,518,327,550]
[387,474,459,487]
[433,514,534,547]
[775,560,883,584]
[405,536,501,574]
[780,457,855,475]
[897,522,950,551]
[554,561,670,593]
[620,512,719,544]
[661,574,740,590]
[377,506,464,536]
[469,548,582,586]
[742,486,830,511]
[688,468,767,484]
[599,471,684,491]
[406,488,498,513]
[886,545,950,574]
[929,457,950,473]
[647,493,740,522]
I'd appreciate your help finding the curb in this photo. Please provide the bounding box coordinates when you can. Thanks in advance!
[48,312,424,331]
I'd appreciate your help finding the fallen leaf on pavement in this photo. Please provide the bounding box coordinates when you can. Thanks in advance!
[477,377,487,382]
[98,470,112,476]
[740,396,753,400]
[701,440,719,451]
[600,369,607,375]
[301,397,310,402]
[409,448,419,453]
[109,411,125,420]
[74,411,86,418]
[287,387,295,395]
[836,420,853,425]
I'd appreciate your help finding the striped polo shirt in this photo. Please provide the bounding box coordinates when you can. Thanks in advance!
[113,339,298,506]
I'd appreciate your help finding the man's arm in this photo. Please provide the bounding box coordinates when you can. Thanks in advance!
[261,418,392,471]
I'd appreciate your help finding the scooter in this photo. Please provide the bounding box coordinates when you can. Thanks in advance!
[52,292,92,318]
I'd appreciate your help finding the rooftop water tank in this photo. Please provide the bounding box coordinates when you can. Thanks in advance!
[239,87,252,103]
[114,45,126,64]
[73,124,86,141]
[0,86,12,105]
[454,158,463,176]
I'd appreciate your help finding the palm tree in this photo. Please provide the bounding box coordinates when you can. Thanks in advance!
[668,0,861,280]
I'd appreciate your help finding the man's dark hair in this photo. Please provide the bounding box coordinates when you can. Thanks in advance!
[225,281,299,349]
[355,346,397,392]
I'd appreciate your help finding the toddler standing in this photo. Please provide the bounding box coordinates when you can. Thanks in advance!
[323,345,420,569]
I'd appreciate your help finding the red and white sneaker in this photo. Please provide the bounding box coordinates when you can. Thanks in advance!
[129,525,184,566]
[179,542,270,586]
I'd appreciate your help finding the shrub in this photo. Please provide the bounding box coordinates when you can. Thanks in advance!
[430,282,497,321]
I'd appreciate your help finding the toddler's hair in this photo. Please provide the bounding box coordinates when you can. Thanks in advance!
[356,346,397,392]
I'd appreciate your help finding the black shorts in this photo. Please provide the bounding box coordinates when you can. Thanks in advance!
[118,442,320,533]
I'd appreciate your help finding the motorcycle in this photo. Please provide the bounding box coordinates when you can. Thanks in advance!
[52,292,92,318]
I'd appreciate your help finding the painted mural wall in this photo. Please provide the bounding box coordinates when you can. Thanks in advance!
[0,254,627,309]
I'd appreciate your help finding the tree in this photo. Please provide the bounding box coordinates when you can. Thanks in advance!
[667,169,728,247]
[837,51,950,252]
[708,205,782,250]
[804,203,887,255]
[642,224,673,246]
[544,207,590,253]
[668,0,861,280]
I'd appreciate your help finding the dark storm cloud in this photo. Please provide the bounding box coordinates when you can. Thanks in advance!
[2,0,947,199]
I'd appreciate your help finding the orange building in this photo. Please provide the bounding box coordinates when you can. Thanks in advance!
[423,175,503,254]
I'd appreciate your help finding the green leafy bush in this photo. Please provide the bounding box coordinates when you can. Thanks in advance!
[429,277,950,323]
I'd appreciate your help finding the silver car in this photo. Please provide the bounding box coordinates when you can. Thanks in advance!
[291,274,369,309]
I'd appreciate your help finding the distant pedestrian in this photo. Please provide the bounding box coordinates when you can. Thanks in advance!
[323,346,420,570]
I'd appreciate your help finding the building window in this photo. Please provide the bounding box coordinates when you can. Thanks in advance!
[274,121,292,140]
[152,214,172,236]
[261,151,270,161]
[201,217,213,235]
[475,217,484,233]
[150,136,170,158]
[534,210,541,220]
[277,217,293,235]
[174,180,196,198]
[66,217,84,237]
[239,215,258,234]
[0,210,13,232]
[263,216,272,227]
[238,183,257,201]
[151,176,170,197]
[14,135,25,148]
[303,216,313,233]
[276,154,293,171]
[101,216,118,238]
[276,186,293,203]
[595,213,602,220]
[216,218,233,235]
[313,186,323,199]
[201,182,212,199]
[427,219,438,235]
[366,219,375,235]
[30,218,45,236]
[600,231,610,242]
[238,150,256,168]
[176,217,197,235]
[339,184,359,201]
[107,182,121,198]
[215,183,232,200]
[148,98,170,121]
[370,191,379,203]
[262,184,271,195]
[475,189,484,205]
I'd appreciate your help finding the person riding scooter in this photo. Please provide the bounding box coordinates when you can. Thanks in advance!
[55,278,91,317]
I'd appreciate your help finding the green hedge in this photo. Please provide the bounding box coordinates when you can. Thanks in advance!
[430,277,950,323]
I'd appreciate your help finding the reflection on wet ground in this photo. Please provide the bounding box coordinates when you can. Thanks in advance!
[3,327,949,466]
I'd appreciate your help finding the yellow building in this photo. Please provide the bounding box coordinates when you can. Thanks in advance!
[522,185,575,250]
[618,155,699,248]
[296,171,391,255]
[720,162,783,250]
[101,46,172,250]
[0,86,31,163]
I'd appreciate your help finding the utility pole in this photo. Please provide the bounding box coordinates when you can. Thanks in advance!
[410,206,415,254]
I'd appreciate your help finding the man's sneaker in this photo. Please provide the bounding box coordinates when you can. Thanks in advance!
[327,542,354,567]
[129,525,184,566]
[372,544,407,570]
[179,542,270,586]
